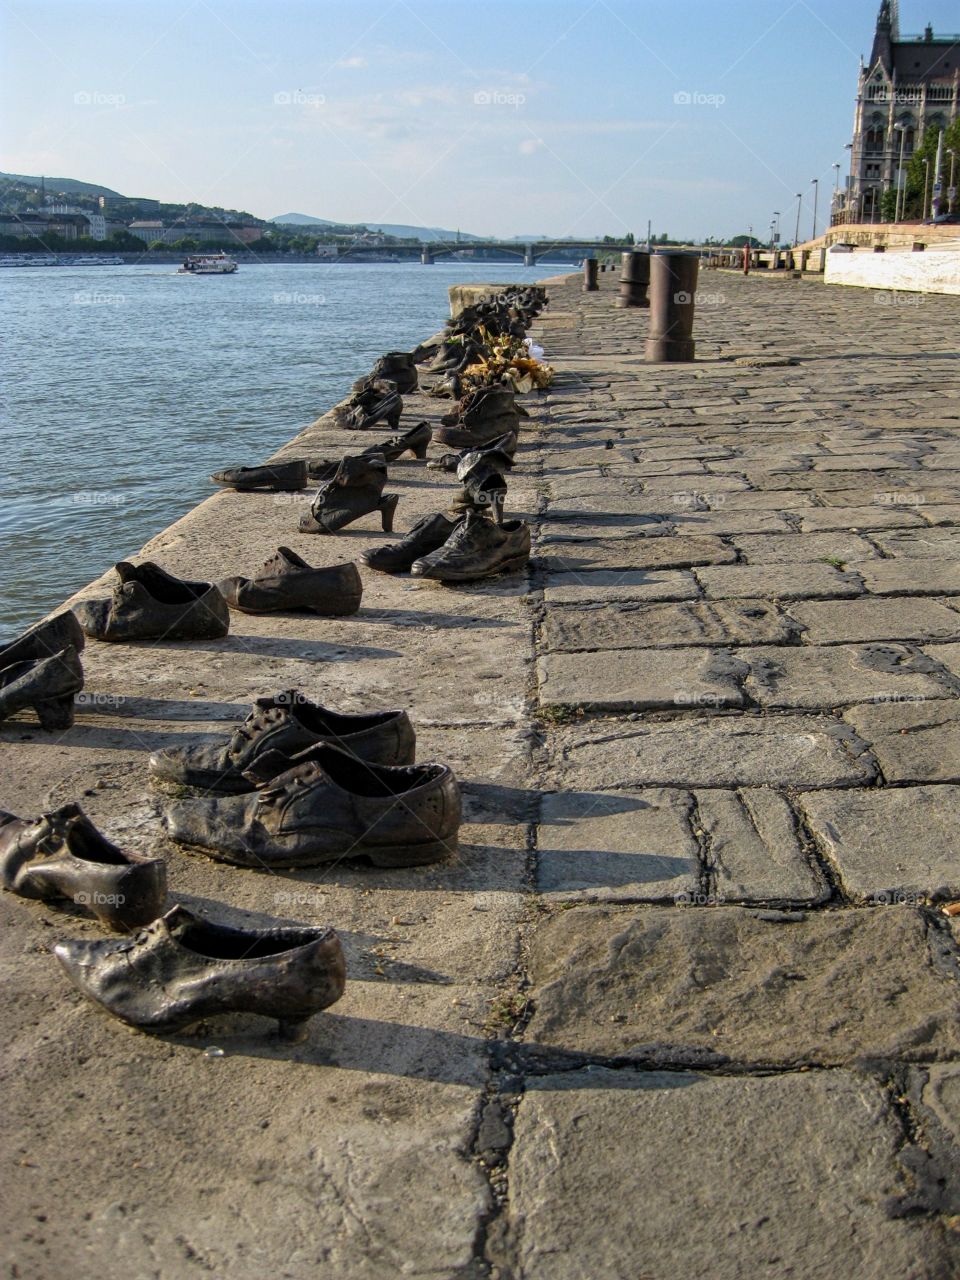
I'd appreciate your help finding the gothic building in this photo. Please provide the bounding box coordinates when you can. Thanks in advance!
[846,1,959,221]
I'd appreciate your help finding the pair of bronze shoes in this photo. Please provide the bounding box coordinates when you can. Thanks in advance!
[0,612,85,730]
[150,690,461,870]
[1,793,344,1043]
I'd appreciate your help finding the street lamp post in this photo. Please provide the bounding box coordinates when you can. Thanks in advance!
[922,157,931,221]
[794,192,802,245]
[811,177,819,240]
[893,124,907,223]
[844,141,854,223]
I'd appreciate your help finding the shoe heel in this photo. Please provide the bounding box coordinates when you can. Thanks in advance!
[379,494,400,533]
[34,695,75,731]
[386,409,402,432]
[412,440,429,459]
[277,1015,311,1044]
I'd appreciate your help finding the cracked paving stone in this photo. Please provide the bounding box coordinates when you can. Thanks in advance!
[542,599,796,651]
[741,643,951,708]
[873,528,960,559]
[549,714,877,790]
[695,787,827,903]
[536,788,699,900]
[538,647,747,711]
[524,905,960,1067]
[798,784,960,900]
[844,700,960,783]
[507,1069,955,1280]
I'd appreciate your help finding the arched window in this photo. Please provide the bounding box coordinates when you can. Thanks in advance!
[895,115,916,152]
[864,113,885,153]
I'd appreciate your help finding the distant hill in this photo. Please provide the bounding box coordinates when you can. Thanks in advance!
[0,172,124,198]
[270,212,481,242]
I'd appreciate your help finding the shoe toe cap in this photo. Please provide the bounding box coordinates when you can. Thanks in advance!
[73,598,111,639]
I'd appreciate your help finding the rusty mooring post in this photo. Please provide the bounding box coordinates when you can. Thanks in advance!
[615,250,650,307]
[583,258,599,291]
[644,253,698,363]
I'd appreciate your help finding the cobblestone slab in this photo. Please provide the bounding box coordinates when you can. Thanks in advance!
[536,533,738,571]
[542,600,796,651]
[851,559,960,595]
[536,789,699,900]
[742,643,951,708]
[548,715,877,790]
[696,787,827,903]
[788,598,960,644]
[730,530,880,564]
[506,1069,954,1280]
[541,568,700,604]
[695,562,863,599]
[843,700,960,783]
[524,905,960,1066]
[798,784,960,900]
[538,647,748,711]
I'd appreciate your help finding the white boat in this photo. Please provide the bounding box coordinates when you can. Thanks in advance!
[177,252,238,275]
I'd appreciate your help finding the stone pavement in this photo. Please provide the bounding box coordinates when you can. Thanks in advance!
[2,268,960,1279]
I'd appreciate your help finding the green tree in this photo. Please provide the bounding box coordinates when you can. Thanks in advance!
[171,237,200,251]
[901,118,960,220]
[879,187,899,222]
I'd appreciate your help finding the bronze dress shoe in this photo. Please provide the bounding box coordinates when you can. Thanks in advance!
[360,512,461,575]
[54,904,345,1042]
[0,802,166,929]
[0,610,85,668]
[217,548,363,615]
[74,562,229,642]
[210,460,307,492]
[411,511,531,582]
[149,691,415,792]
[163,742,461,868]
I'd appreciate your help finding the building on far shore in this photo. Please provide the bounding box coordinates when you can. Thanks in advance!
[845,1,960,223]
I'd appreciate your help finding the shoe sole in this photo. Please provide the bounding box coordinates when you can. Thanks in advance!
[177,836,455,869]
[411,553,529,582]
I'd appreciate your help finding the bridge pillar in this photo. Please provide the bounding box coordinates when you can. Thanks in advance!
[615,250,650,308]
[644,253,698,364]
[421,247,434,265]
[524,245,535,267]
[582,258,599,291]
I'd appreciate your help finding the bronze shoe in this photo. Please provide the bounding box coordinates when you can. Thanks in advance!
[0,647,83,730]
[217,548,362,615]
[210,460,307,492]
[0,802,166,929]
[149,691,415,793]
[74,562,229,642]
[163,743,461,868]
[54,904,345,1041]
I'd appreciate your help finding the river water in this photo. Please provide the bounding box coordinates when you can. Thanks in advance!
[1,260,549,640]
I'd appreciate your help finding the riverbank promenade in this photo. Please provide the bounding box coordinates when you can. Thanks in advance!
[3,266,960,1279]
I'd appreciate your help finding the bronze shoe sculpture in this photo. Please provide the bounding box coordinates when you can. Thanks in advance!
[74,562,229,642]
[0,611,85,668]
[299,455,399,535]
[411,511,531,582]
[54,904,345,1042]
[217,548,362,616]
[163,742,461,868]
[149,691,415,793]
[0,802,166,929]
[435,387,523,449]
[360,512,460,575]
[210,459,307,492]
[369,421,431,462]
[0,647,83,730]
[370,350,418,394]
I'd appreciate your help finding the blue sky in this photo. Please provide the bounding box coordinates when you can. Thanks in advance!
[3,0,959,238]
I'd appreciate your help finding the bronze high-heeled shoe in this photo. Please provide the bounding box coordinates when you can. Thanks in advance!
[54,904,345,1041]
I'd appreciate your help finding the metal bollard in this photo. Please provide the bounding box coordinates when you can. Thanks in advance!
[583,258,599,291]
[644,253,698,363]
[615,250,650,308]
